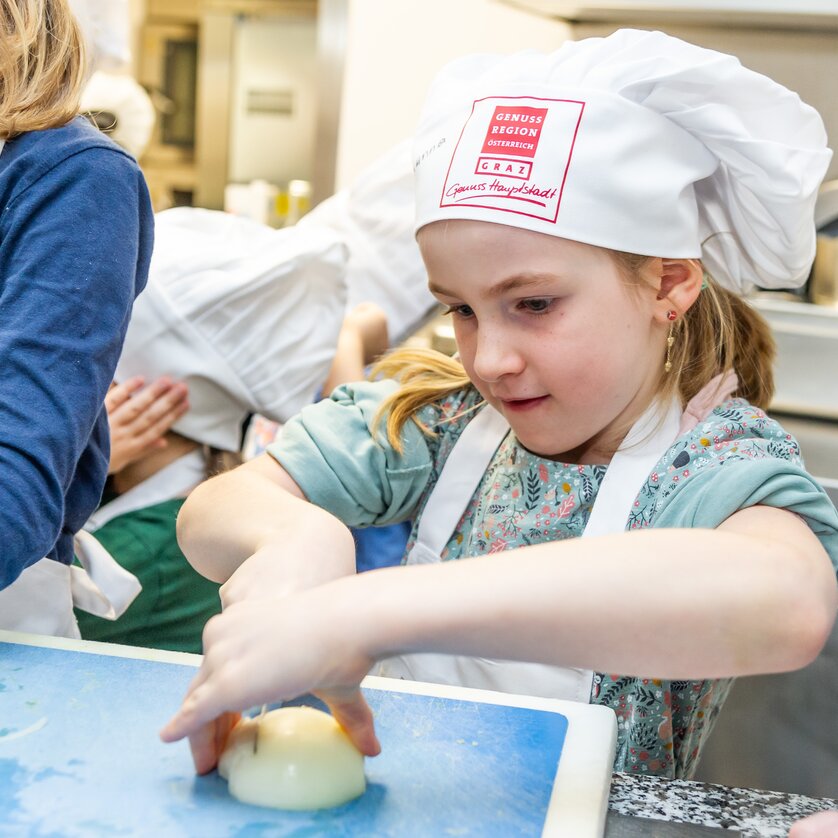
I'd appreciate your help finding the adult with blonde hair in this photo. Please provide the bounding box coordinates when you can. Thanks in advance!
[0,0,154,635]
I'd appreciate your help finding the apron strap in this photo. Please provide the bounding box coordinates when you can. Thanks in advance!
[411,404,509,558]
[583,399,681,538]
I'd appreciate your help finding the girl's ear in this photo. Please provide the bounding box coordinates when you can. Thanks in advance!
[653,258,703,322]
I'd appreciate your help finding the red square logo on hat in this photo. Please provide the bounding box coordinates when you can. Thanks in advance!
[481,105,548,160]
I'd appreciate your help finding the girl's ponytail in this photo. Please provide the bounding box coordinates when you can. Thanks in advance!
[609,252,776,412]
[370,347,475,453]
[667,279,775,411]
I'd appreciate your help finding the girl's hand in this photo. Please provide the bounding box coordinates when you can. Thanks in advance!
[159,586,380,771]
[106,376,190,474]
[185,709,242,776]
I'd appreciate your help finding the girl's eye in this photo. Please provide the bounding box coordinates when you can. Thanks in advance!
[444,304,475,319]
[518,297,555,314]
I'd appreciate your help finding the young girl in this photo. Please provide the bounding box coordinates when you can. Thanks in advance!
[161,30,838,779]
[0,0,153,634]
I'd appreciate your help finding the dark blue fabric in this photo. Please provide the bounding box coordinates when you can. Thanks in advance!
[0,118,153,588]
[352,521,411,573]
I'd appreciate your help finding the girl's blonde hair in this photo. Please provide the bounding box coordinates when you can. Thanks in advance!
[0,0,86,139]
[372,252,775,452]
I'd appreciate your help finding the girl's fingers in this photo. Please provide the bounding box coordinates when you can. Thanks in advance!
[108,379,166,425]
[320,689,381,757]
[187,721,223,775]
[128,381,186,428]
[160,681,218,743]
[161,601,379,770]
[186,712,242,775]
[160,661,214,741]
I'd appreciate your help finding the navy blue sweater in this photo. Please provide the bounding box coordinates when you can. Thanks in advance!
[0,117,153,588]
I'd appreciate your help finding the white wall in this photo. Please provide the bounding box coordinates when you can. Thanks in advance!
[334,0,572,188]
[229,16,318,185]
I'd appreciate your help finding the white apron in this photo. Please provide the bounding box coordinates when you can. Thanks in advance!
[376,398,682,703]
[0,136,141,637]
[0,494,143,640]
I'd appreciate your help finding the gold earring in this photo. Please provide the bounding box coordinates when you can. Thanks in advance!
[664,324,675,373]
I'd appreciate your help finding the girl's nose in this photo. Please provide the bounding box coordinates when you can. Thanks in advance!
[472,327,525,382]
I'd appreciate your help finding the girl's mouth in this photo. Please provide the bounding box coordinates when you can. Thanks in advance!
[501,395,549,412]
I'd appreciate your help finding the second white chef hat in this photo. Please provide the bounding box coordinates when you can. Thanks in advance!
[116,209,348,451]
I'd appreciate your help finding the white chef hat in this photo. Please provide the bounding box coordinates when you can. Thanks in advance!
[297,140,436,344]
[413,29,832,294]
[80,71,156,159]
[116,209,348,451]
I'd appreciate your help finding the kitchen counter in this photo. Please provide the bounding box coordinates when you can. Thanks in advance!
[606,773,838,837]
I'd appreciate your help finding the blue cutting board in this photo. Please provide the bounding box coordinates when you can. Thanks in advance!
[0,633,615,837]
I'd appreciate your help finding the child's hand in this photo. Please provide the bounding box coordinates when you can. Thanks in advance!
[159,585,381,771]
[185,709,242,776]
[106,376,189,474]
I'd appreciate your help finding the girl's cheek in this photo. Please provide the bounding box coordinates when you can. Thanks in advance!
[452,322,476,353]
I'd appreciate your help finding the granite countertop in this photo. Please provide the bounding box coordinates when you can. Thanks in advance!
[606,773,838,837]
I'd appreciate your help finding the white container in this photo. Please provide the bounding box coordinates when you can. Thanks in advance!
[223,180,279,226]
[284,179,312,226]
[750,296,838,420]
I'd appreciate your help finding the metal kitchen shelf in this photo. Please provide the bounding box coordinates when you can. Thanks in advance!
[750,296,838,421]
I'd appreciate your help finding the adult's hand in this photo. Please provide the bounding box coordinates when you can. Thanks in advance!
[106,376,189,474]
[788,811,838,837]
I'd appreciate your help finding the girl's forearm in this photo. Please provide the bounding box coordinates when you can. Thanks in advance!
[352,520,836,679]
[177,461,354,585]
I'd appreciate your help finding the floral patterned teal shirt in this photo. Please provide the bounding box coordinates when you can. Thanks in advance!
[270,381,838,779]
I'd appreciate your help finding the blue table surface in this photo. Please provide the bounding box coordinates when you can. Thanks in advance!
[0,642,569,837]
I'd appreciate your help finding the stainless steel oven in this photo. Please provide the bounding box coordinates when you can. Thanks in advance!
[136,20,199,207]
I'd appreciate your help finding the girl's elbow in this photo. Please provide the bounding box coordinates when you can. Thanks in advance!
[175,483,211,569]
[790,602,835,670]
[806,579,837,663]
[781,570,837,671]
